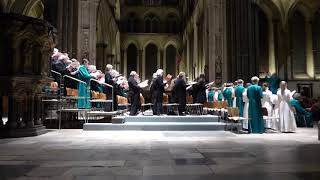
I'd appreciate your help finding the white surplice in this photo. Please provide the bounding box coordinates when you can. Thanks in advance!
[242,89,249,129]
[262,89,274,128]
[232,88,236,108]
[274,89,297,132]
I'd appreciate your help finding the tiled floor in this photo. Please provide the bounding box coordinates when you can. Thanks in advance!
[0,128,320,180]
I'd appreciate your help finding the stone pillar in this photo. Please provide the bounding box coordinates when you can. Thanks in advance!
[122,50,127,77]
[77,0,99,64]
[268,20,276,74]
[306,21,315,78]
[186,38,190,79]
[318,121,320,141]
[208,0,227,85]
[6,96,18,129]
[139,50,144,79]
[159,49,164,69]
[273,20,289,80]
[193,21,198,78]
[0,96,3,129]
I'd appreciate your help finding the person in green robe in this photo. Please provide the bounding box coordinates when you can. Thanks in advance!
[207,88,214,102]
[247,76,264,134]
[266,73,280,94]
[223,83,233,107]
[213,88,223,102]
[77,59,93,109]
[290,93,313,127]
[235,79,245,117]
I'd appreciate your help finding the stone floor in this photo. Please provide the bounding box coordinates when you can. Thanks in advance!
[0,128,320,180]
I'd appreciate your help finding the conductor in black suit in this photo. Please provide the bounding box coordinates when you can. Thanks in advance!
[128,71,142,116]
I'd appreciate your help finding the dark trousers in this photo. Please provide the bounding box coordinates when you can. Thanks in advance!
[153,100,163,115]
[130,94,140,116]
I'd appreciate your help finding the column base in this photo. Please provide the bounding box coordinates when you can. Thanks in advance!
[318,121,320,141]
[2,125,47,138]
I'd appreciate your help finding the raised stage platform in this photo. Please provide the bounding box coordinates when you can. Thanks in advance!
[83,115,226,131]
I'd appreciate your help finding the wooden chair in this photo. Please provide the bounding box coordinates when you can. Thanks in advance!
[226,107,250,133]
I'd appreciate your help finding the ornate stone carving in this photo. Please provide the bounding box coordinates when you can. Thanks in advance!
[0,14,56,137]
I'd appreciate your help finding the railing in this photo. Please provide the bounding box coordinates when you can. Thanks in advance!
[90,78,114,112]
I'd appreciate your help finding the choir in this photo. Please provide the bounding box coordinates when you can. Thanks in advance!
[51,48,315,134]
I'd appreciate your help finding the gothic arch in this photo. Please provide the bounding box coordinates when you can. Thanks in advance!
[143,39,161,50]
[123,40,140,50]
[164,40,179,50]
[288,1,313,21]
[253,0,281,21]
[10,0,44,18]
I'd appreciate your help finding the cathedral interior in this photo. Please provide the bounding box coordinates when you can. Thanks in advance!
[1,0,320,91]
[1,1,320,179]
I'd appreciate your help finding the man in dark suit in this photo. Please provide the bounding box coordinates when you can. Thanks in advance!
[153,69,166,115]
[104,64,118,111]
[172,72,187,115]
[128,71,142,116]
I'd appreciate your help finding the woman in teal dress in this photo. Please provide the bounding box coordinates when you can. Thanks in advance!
[77,59,92,109]
[235,80,245,117]
[247,77,264,134]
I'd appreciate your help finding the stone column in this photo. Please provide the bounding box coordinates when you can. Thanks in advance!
[193,21,198,78]
[6,96,18,129]
[208,0,226,85]
[77,0,99,64]
[139,50,144,79]
[0,96,3,129]
[186,38,190,79]
[159,49,164,69]
[306,21,315,78]
[268,20,276,74]
[121,49,126,76]
[34,95,42,126]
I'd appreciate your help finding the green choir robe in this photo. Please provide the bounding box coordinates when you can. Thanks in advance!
[77,65,91,109]
[223,87,233,107]
[247,84,264,133]
[235,85,245,117]
[208,90,214,102]
[290,99,313,127]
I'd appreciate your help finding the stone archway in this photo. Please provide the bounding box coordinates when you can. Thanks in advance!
[227,0,272,82]
[165,44,177,76]
[313,11,320,76]
[289,10,307,78]
[127,43,138,77]
[145,43,158,80]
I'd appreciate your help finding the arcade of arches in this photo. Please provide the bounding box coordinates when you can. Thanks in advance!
[0,0,320,134]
